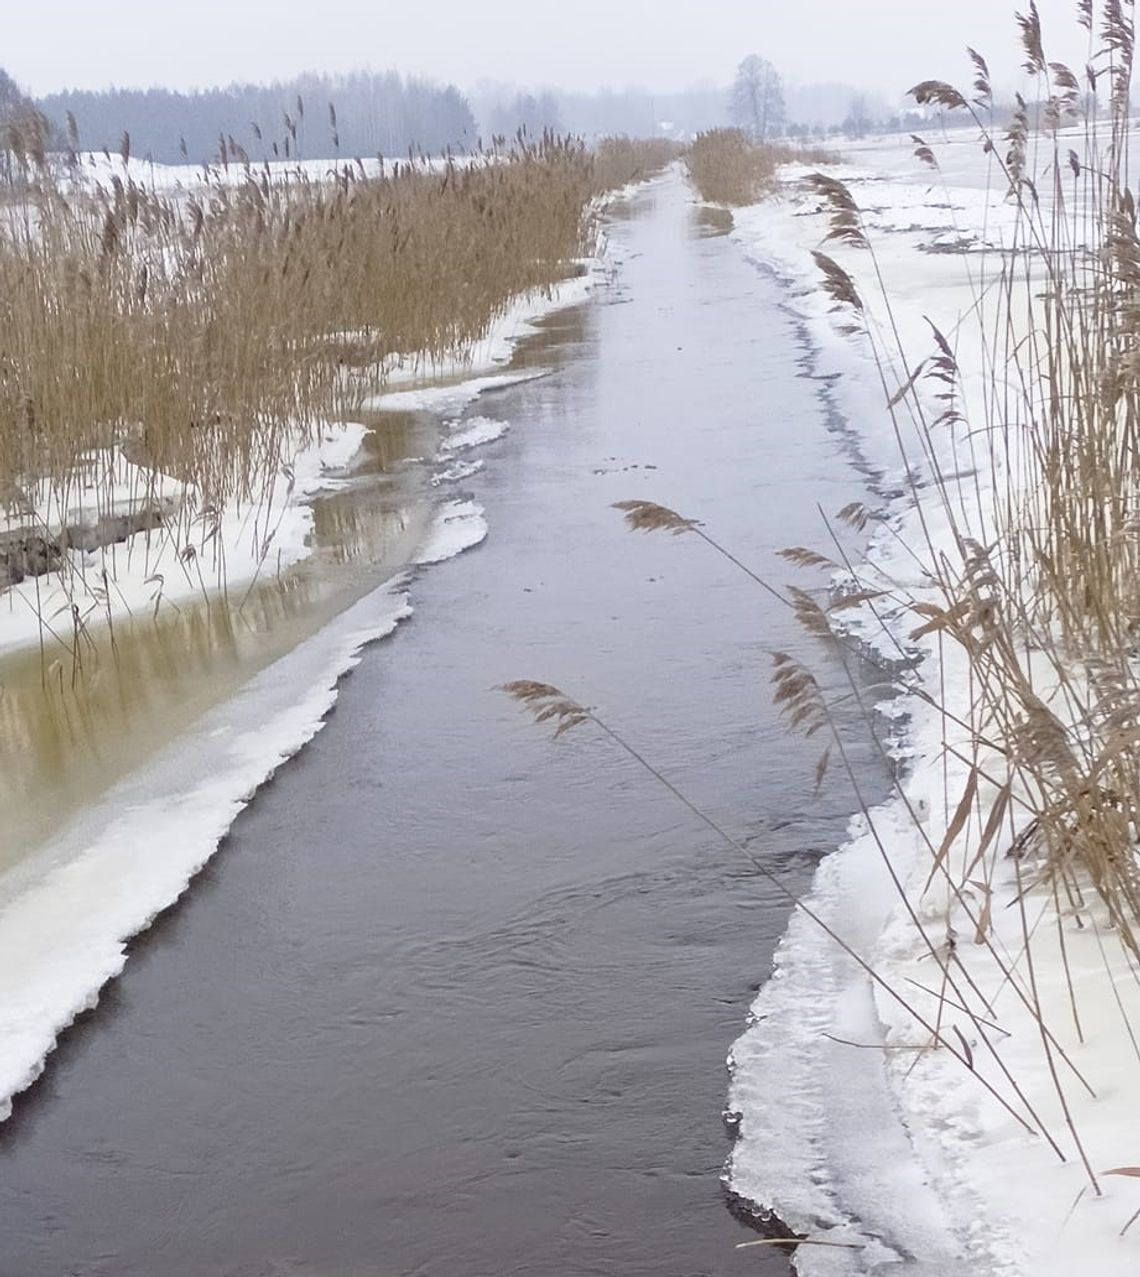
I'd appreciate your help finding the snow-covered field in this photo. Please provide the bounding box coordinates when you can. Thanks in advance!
[724,134,1140,1274]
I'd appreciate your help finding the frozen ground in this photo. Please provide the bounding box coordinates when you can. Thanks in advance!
[724,133,1140,1274]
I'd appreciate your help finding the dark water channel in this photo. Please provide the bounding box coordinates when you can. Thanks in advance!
[0,174,884,1276]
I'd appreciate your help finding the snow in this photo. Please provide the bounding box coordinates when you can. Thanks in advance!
[0,577,413,1120]
[67,151,449,196]
[0,207,604,1121]
[431,458,485,486]
[0,422,368,657]
[723,133,1140,1275]
[413,499,488,565]
[442,415,509,452]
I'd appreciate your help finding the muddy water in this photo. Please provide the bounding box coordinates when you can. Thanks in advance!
[0,174,887,1275]
[0,408,440,863]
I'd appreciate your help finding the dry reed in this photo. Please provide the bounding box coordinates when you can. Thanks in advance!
[0,126,645,648]
[684,128,839,206]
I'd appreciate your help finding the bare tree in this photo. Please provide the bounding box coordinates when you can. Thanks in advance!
[844,93,871,138]
[729,55,785,141]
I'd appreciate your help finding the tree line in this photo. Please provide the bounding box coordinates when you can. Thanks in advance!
[31,70,478,165]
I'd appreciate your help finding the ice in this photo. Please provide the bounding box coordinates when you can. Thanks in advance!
[727,807,969,1275]
[442,416,508,453]
[0,577,412,1120]
[363,367,550,416]
[413,499,488,565]
[0,422,367,657]
[723,132,1140,1276]
[431,459,485,486]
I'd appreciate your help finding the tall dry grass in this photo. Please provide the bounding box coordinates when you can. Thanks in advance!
[726,0,1140,1198]
[509,0,1140,1214]
[0,126,652,644]
[592,136,683,190]
[1,133,597,518]
[684,127,838,206]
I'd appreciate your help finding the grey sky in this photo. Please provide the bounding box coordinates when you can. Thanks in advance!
[9,0,1091,99]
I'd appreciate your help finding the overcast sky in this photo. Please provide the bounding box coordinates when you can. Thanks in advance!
[8,0,1092,99]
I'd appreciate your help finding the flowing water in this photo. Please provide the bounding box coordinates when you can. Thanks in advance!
[0,173,888,1276]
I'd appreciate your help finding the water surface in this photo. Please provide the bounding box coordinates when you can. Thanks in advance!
[0,174,886,1276]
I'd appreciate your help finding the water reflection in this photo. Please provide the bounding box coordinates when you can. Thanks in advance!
[0,414,432,865]
[0,312,585,866]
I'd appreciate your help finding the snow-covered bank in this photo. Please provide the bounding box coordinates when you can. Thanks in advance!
[723,134,1140,1275]
[0,234,609,1118]
[0,422,367,656]
[0,250,604,664]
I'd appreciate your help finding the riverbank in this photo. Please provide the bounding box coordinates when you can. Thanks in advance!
[0,220,612,1120]
[0,171,887,1277]
[722,131,1140,1275]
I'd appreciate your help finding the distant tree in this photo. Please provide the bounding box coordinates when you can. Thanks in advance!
[1,67,54,183]
[0,67,41,134]
[728,55,785,140]
[36,71,477,165]
[843,94,871,138]
[490,91,563,142]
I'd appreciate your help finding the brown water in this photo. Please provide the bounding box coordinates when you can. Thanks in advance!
[0,174,886,1276]
[0,405,439,863]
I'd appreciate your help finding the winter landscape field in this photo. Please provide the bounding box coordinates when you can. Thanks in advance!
[3,2,1139,1275]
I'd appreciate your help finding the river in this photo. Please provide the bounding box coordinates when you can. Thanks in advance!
[0,173,886,1276]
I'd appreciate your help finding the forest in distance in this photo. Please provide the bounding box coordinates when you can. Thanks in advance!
[1,61,931,166]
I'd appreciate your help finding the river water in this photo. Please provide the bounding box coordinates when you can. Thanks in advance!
[0,174,886,1276]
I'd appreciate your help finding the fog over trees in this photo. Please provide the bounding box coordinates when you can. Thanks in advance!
[2,57,933,170]
[36,71,478,164]
[728,55,786,140]
[472,83,732,142]
[0,68,38,132]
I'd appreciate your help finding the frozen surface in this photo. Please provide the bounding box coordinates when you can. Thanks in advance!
[0,423,367,656]
[442,416,509,453]
[724,134,1140,1274]
[431,458,485,486]
[413,499,488,565]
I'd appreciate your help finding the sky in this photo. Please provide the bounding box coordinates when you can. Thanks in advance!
[7,0,1093,100]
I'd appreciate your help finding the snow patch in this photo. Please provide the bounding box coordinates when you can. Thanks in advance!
[431,459,485,486]
[413,500,488,565]
[442,416,508,453]
[0,423,367,658]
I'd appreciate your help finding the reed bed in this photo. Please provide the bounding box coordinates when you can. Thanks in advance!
[592,136,684,190]
[2,134,592,511]
[508,0,1140,1224]
[802,0,1140,971]
[0,127,654,636]
[684,127,838,206]
[736,0,1140,1201]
